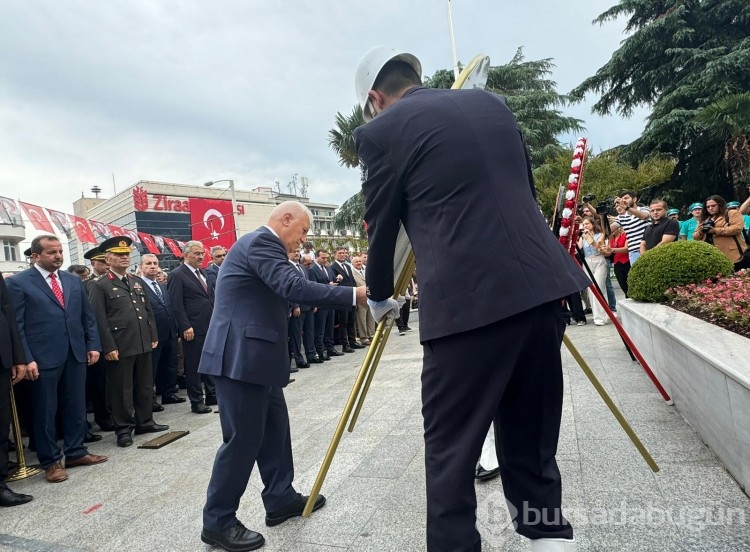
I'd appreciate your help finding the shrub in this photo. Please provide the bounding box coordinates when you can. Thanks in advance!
[627,240,734,302]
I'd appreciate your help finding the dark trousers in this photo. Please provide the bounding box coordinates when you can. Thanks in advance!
[397,299,412,330]
[288,314,304,363]
[314,308,334,354]
[613,261,631,298]
[203,378,297,532]
[335,307,356,348]
[183,335,215,404]
[565,292,585,323]
[300,310,315,359]
[152,337,178,396]
[106,352,155,436]
[31,349,88,468]
[86,357,109,424]
[422,301,573,550]
[0,372,10,481]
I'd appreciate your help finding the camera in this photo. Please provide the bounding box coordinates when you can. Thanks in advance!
[582,193,596,203]
[702,219,715,243]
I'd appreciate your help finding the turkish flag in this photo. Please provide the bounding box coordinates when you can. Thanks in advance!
[163,237,183,257]
[69,215,97,244]
[46,208,73,236]
[0,196,20,225]
[138,232,161,254]
[201,242,212,268]
[124,228,141,244]
[19,201,55,233]
[108,224,127,237]
[189,198,236,250]
[88,220,112,241]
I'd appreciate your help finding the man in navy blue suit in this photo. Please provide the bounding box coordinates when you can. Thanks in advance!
[139,254,185,408]
[308,249,342,361]
[7,235,107,484]
[354,48,590,552]
[198,201,367,552]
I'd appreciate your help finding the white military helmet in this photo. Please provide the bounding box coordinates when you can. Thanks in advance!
[355,46,422,122]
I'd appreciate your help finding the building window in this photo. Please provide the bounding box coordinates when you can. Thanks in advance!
[3,240,17,262]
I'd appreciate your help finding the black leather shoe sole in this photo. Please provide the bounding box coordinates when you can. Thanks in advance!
[117,434,133,448]
[266,494,326,527]
[201,529,265,552]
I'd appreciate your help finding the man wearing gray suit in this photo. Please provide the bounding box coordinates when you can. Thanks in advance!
[199,201,367,552]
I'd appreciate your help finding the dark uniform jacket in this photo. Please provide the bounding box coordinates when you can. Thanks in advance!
[0,274,25,369]
[355,86,590,342]
[89,271,158,357]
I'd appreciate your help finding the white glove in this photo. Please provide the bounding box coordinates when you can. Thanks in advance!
[396,295,407,308]
[368,298,401,324]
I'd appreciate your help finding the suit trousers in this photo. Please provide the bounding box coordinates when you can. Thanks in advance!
[314,308,334,354]
[183,335,215,404]
[335,307,355,348]
[31,348,88,468]
[300,310,315,358]
[203,378,297,532]
[421,301,573,551]
[106,352,155,436]
[355,305,376,340]
[86,358,109,424]
[288,315,304,363]
[152,337,178,396]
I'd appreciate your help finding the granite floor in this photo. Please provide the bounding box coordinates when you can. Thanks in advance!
[2,307,750,551]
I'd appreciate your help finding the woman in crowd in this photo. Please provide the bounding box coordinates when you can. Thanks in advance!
[600,221,630,298]
[577,216,608,326]
[693,195,748,271]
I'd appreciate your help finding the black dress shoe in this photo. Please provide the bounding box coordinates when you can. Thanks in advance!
[117,434,133,448]
[134,424,169,435]
[475,464,501,482]
[95,418,116,432]
[0,487,33,507]
[161,393,187,404]
[205,395,218,406]
[192,402,213,414]
[342,347,355,353]
[266,493,326,527]
[152,401,165,412]
[307,356,323,364]
[327,349,344,357]
[296,360,310,369]
[84,432,102,443]
[321,352,331,361]
[349,342,365,349]
[201,520,264,552]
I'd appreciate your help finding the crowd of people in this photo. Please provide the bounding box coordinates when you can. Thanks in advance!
[567,191,750,326]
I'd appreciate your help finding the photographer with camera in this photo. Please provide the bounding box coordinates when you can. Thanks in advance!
[640,200,680,254]
[694,195,749,271]
[615,191,651,265]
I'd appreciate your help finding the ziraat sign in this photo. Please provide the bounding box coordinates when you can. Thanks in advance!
[132,185,245,214]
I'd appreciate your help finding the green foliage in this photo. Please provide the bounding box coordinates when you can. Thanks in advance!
[570,0,750,203]
[331,191,364,234]
[328,104,365,169]
[627,241,734,302]
[533,148,676,217]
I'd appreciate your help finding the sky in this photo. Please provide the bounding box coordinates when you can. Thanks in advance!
[0,0,650,216]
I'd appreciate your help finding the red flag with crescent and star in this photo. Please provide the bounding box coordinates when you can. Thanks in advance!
[19,201,55,233]
[69,215,97,243]
[138,232,161,255]
[188,198,236,250]
[0,196,21,225]
[162,237,183,257]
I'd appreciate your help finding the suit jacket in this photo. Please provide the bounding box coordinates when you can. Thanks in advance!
[289,262,312,312]
[7,268,101,369]
[142,278,179,342]
[88,271,158,357]
[308,262,333,286]
[205,263,220,291]
[355,87,590,342]
[168,263,215,336]
[352,268,366,288]
[331,261,356,287]
[0,274,25,370]
[198,226,353,387]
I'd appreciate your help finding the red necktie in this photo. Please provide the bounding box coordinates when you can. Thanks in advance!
[49,273,64,307]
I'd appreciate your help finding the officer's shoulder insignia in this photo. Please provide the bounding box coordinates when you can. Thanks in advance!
[107,272,114,280]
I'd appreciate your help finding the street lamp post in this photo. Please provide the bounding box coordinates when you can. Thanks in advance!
[446,0,460,80]
[204,179,239,241]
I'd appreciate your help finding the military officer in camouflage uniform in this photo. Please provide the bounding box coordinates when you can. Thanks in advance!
[88,237,168,447]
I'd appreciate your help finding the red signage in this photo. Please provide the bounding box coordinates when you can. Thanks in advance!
[132,186,244,215]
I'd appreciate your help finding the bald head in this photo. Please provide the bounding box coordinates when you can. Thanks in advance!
[267,201,313,252]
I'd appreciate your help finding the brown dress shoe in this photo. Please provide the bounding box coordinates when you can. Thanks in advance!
[65,454,108,468]
[45,461,68,483]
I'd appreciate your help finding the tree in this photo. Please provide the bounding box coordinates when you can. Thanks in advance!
[570,0,750,201]
[329,48,585,229]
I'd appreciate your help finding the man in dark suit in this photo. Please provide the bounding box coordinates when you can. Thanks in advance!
[140,254,185,408]
[330,247,364,352]
[308,249,342,361]
[89,237,167,448]
[298,254,320,364]
[205,246,226,291]
[198,201,367,552]
[354,48,590,552]
[7,235,107,483]
[286,251,309,370]
[0,273,33,506]
[168,241,216,414]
